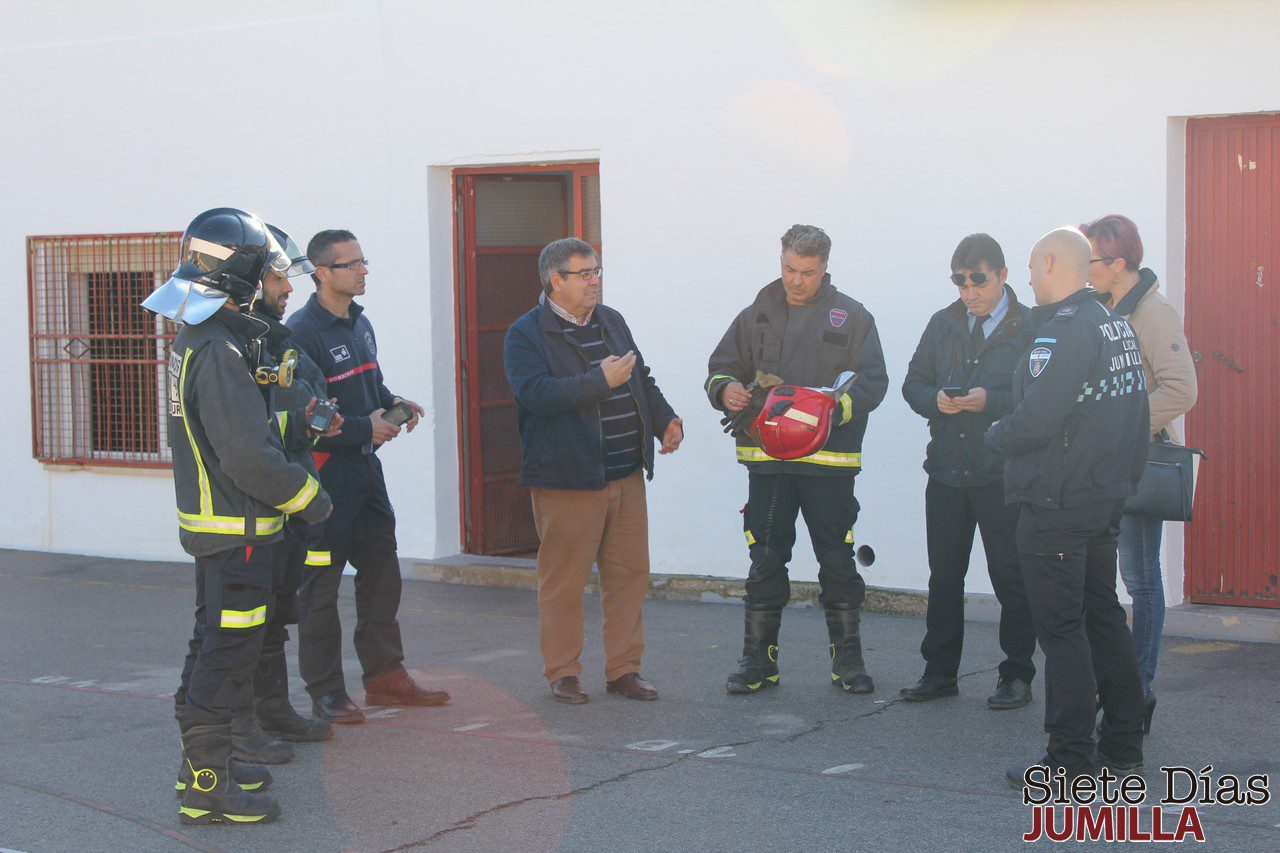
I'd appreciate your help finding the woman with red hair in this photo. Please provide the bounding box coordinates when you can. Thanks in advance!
[1080,214,1198,733]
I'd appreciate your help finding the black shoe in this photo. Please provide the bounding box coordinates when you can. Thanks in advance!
[230,710,294,765]
[254,651,332,742]
[177,719,281,826]
[364,670,450,707]
[825,605,874,693]
[725,609,781,695]
[313,690,365,724]
[900,674,959,702]
[987,677,1032,710]
[1143,690,1157,735]
[1097,750,1145,779]
[1006,762,1097,791]
[176,758,271,798]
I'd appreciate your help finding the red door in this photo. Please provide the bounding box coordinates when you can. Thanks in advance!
[454,163,602,556]
[1185,113,1280,607]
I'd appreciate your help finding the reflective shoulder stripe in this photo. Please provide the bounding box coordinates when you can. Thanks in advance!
[705,373,736,392]
[734,446,862,468]
[305,550,331,566]
[276,475,319,515]
[178,512,283,537]
[178,348,213,517]
[839,393,853,426]
[220,605,267,629]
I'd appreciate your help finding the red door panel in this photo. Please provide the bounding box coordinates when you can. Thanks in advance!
[1185,113,1280,607]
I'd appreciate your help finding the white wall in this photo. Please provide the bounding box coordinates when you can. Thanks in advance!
[3,1,1277,598]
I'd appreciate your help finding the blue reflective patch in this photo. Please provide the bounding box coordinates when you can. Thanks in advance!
[1034,337,1057,344]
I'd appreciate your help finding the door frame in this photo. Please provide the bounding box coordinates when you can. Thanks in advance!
[451,161,600,555]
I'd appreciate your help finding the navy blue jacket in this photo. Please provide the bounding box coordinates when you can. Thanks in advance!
[503,300,678,490]
[286,293,398,455]
[986,287,1150,508]
[902,285,1034,488]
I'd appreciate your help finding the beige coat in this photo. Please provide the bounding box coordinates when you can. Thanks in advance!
[1122,278,1198,442]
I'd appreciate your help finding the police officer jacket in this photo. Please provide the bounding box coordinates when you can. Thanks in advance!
[287,293,399,456]
[986,287,1149,508]
[705,276,888,475]
[902,285,1034,488]
[167,307,332,557]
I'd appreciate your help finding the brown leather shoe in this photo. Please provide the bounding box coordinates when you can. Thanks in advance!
[550,676,588,705]
[606,673,658,701]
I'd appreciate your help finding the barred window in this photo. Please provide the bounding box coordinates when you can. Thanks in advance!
[28,233,182,467]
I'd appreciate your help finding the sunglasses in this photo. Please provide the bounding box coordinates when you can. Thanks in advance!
[950,271,998,287]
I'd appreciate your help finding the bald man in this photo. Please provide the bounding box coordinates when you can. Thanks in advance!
[986,228,1150,788]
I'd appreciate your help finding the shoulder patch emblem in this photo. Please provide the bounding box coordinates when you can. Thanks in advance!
[1054,305,1078,318]
[1170,343,1181,352]
[829,308,848,328]
[1029,346,1052,377]
[364,330,377,357]
[330,345,351,363]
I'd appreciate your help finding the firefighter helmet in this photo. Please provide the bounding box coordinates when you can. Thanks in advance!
[266,223,317,278]
[751,384,837,460]
[142,208,288,324]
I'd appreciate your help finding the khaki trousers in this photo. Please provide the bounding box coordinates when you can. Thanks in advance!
[530,470,650,683]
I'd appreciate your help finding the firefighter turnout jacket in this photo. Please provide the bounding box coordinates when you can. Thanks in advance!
[167,307,332,556]
[253,311,326,478]
[986,287,1150,509]
[705,276,888,475]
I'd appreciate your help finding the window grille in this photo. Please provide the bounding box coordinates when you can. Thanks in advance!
[28,233,182,467]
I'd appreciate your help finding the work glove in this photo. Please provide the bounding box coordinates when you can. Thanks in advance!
[720,371,784,439]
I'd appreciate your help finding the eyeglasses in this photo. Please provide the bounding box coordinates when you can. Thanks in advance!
[1089,257,1116,265]
[324,258,369,270]
[559,267,602,280]
[950,271,997,288]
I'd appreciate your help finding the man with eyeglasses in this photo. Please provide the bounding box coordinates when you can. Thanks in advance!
[503,237,682,705]
[900,233,1038,709]
[706,224,888,696]
[286,229,448,724]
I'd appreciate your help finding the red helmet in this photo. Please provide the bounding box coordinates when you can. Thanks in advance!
[751,385,837,460]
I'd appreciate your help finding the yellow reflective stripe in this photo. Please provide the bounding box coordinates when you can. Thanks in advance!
[305,550,331,566]
[220,606,267,629]
[735,447,862,468]
[705,373,736,392]
[178,512,283,536]
[276,475,319,514]
[839,393,853,425]
[275,410,288,438]
[178,348,213,517]
[744,530,756,546]
[844,528,855,544]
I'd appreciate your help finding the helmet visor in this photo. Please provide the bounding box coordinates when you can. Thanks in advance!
[141,276,228,325]
[280,234,316,277]
[263,229,291,275]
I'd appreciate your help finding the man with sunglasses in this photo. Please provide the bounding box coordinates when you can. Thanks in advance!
[901,233,1038,709]
[287,229,447,724]
[504,237,682,704]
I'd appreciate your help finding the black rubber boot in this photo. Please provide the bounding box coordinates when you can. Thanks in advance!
[178,722,281,825]
[231,708,294,765]
[826,604,874,693]
[726,609,782,694]
[176,758,272,798]
[255,651,332,742]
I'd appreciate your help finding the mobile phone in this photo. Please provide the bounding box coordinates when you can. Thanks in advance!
[308,398,338,433]
[381,401,414,426]
[942,386,966,398]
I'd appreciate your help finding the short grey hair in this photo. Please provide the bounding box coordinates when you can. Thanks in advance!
[538,237,596,294]
[780,224,831,264]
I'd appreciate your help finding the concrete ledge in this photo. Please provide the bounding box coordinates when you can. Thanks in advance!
[409,557,1280,644]
[408,558,928,615]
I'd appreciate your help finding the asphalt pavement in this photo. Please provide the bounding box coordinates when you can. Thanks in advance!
[1,549,1278,851]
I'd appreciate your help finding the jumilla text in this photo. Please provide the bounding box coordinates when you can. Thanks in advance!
[1019,765,1270,843]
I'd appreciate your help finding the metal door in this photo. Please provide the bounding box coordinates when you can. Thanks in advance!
[1185,113,1280,607]
[454,163,601,556]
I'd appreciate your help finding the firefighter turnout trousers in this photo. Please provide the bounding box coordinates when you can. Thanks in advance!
[742,471,866,610]
[178,544,276,718]
[297,451,406,700]
[263,522,305,657]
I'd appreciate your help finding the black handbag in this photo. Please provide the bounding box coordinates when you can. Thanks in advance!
[1123,430,1207,522]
